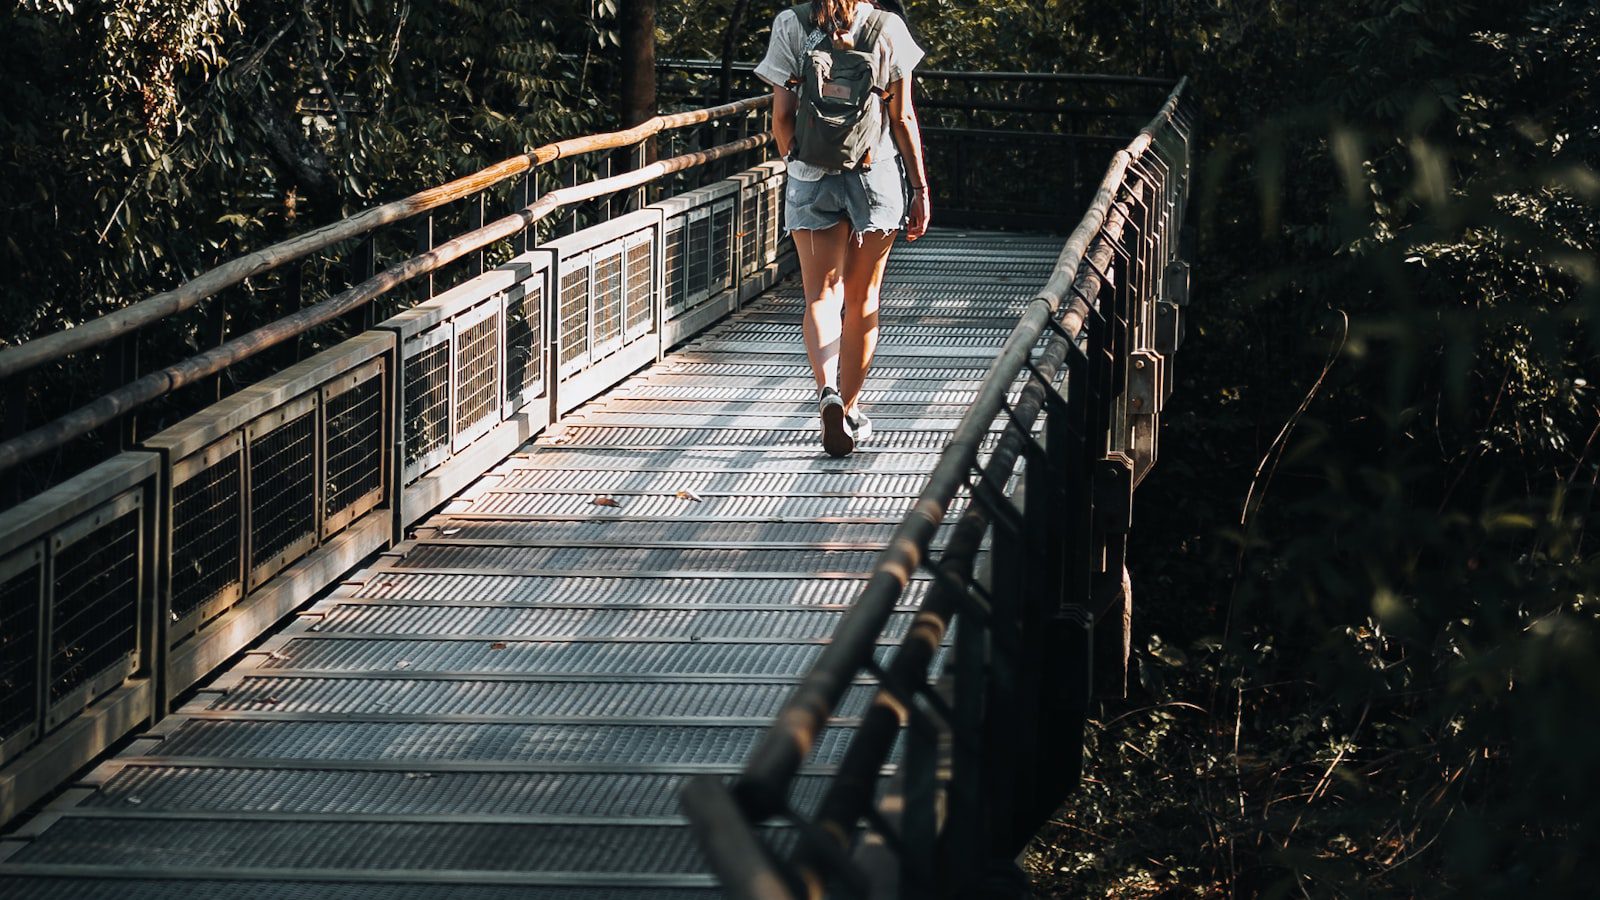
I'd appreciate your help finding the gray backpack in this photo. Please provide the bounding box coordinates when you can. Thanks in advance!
[789,2,891,171]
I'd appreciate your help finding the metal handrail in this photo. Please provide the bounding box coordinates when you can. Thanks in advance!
[0,118,772,474]
[0,96,771,382]
[683,76,1191,897]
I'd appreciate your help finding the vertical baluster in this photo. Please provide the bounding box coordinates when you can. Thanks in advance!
[2,372,27,503]
[415,213,435,302]
[210,293,229,402]
[469,192,486,277]
[512,174,531,254]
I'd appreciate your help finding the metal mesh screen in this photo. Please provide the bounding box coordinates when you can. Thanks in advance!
[764,179,781,261]
[625,238,652,336]
[403,339,450,477]
[559,262,590,368]
[50,509,140,702]
[664,219,686,314]
[740,186,761,275]
[453,311,500,440]
[592,247,624,351]
[0,561,40,740]
[324,373,385,525]
[686,214,710,298]
[249,410,318,572]
[503,283,544,408]
[170,452,242,622]
[711,202,734,294]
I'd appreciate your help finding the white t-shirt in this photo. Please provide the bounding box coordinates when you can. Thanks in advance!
[753,3,925,181]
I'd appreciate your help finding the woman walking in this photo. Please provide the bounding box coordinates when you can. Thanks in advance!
[754,0,930,457]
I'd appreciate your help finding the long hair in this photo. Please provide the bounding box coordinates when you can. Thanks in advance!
[810,0,858,38]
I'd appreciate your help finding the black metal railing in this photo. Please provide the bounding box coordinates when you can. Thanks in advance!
[659,59,1174,230]
[682,78,1193,898]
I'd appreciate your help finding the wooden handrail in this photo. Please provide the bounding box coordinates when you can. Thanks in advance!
[0,131,771,474]
[0,95,771,381]
[658,57,1178,87]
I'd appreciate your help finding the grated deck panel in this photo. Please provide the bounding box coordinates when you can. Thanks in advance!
[0,228,1049,893]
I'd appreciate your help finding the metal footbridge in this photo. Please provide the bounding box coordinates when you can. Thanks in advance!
[0,71,1192,898]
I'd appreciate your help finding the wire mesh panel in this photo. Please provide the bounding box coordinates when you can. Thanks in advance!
[739,181,761,278]
[557,252,591,379]
[686,207,711,301]
[451,301,502,452]
[246,395,319,590]
[322,358,387,537]
[711,199,735,296]
[47,492,143,727]
[167,436,245,639]
[590,241,626,360]
[663,216,688,317]
[762,172,783,264]
[502,276,546,418]
[624,231,654,341]
[402,329,452,485]
[0,546,43,762]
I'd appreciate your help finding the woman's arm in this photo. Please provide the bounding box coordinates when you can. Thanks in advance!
[886,76,930,240]
[771,84,797,159]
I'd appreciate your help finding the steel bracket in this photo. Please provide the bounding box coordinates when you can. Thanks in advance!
[1126,349,1163,418]
[1092,454,1134,534]
[1164,259,1190,307]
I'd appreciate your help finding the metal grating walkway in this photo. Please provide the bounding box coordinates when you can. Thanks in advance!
[0,229,1061,898]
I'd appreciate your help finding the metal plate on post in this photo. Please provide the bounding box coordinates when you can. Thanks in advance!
[1164,259,1190,307]
[1126,349,1163,419]
[1092,454,1133,535]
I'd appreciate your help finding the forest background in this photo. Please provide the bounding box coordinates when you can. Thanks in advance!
[2,0,1596,895]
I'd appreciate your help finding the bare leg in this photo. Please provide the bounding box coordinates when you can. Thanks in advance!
[838,229,896,414]
[793,223,852,390]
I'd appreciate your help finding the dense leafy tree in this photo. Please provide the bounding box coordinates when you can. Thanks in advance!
[0,0,607,345]
[1,0,1594,894]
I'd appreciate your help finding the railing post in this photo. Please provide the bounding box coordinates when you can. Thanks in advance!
[512,174,532,254]
[415,214,435,301]
[976,503,1030,892]
[209,293,229,402]
[1,373,26,503]
[101,331,139,450]
[468,192,486,278]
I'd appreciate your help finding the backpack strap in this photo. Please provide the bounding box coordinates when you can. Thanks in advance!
[859,9,889,54]
[791,3,815,34]
[859,11,892,93]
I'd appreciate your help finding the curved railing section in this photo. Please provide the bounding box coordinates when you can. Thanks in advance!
[683,78,1193,898]
[0,98,788,825]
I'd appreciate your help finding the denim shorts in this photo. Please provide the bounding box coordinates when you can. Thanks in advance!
[784,160,907,237]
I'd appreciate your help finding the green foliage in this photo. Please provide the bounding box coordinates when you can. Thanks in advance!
[1008,1,1600,896]
[0,0,607,346]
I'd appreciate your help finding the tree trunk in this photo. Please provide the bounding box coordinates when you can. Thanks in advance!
[618,0,656,127]
[719,0,751,104]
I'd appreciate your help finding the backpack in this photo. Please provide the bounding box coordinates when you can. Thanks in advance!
[788,2,891,171]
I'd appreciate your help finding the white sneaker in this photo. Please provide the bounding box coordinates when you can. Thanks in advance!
[818,387,853,457]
